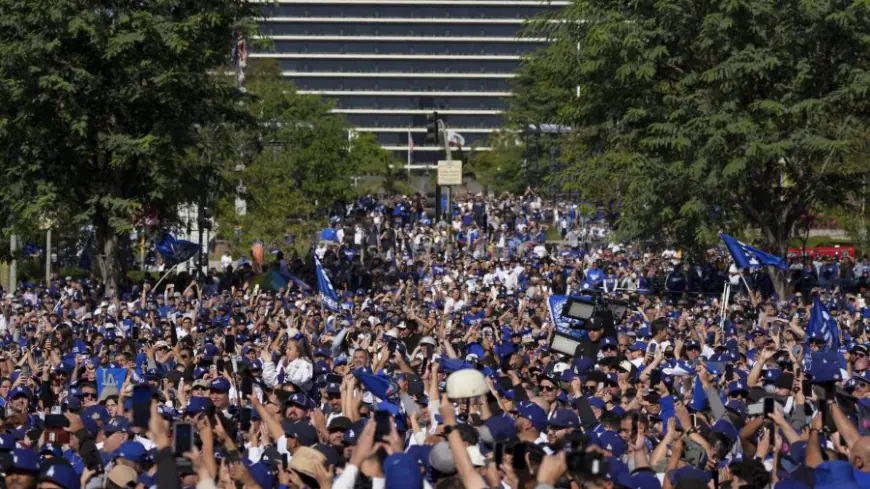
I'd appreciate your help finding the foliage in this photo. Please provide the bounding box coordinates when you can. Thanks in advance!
[352,132,416,196]
[0,0,258,290]
[466,131,527,194]
[215,66,398,255]
[516,0,870,259]
[835,208,870,258]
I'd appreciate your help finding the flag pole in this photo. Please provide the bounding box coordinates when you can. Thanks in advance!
[407,127,413,177]
[154,262,182,290]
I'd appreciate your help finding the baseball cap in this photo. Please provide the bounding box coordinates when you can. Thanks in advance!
[208,377,231,392]
[38,460,80,489]
[114,441,147,463]
[516,401,548,432]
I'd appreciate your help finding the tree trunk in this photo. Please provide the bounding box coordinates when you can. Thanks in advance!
[762,224,792,299]
[95,217,124,299]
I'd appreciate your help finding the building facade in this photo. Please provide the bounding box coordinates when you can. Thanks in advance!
[255,0,565,163]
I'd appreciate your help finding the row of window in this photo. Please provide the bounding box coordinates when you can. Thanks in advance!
[343,112,503,128]
[260,5,561,19]
[260,22,525,37]
[261,40,545,55]
[273,58,520,73]
[322,94,509,110]
[287,76,513,92]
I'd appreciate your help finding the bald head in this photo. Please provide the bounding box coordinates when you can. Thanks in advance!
[851,436,870,472]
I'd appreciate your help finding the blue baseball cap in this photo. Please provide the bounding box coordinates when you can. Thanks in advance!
[114,441,147,463]
[594,430,626,458]
[103,417,129,434]
[9,386,32,400]
[208,377,231,392]
[548,409,581,429]
[39,460,81,489]
[287,393,315,410]
[516,401,548,433]
[10,448,39,473]
[0,433,16,451]
[727,381,749,395]
[628,341,648,352]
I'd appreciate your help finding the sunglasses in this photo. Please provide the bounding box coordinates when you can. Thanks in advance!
[540,385,557,392]
[83,392,97,399]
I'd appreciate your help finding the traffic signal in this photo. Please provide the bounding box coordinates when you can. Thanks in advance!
[425,111,439,144]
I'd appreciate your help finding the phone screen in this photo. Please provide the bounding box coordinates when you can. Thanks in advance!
[132,326,140,340]
[241,376,253,399]
[493,443,504,466]
[225,335,236,355]
[725,364,734,382]
[512,442,528,471]
[216,358,226,374]
[325,374,342,385]
[173,422,193,457]
[374,410,391,441]
[240,407,252,432]
[763,397,775,416]
[802,379,813,396]
[132,385,152,429]
[649,369,662,387]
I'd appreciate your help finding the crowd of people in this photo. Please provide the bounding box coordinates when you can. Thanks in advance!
[0,191,866,489]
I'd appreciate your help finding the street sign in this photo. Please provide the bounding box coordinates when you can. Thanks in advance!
[437,160,463,186]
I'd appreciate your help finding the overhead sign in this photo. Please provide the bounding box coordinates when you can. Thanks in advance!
[437,160,462,186]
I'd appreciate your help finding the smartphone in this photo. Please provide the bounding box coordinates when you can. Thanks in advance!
[764,397,775,416]
[225,335,236,355]
[132,385,152,429]
[387,341,397,354]
[647,343,657,356]
[45,414,67,428]
[494,443,504,466]
[725,364,734,382]
[132,326,139,340]
[240,407,252,432]
[241,376,253,399]
[173,422,193,457]
[649,369,662,387]
[170,324,178,347]
[512,442,528,471]
[325,374,342,385]
[802,379,813,396]
[691,413,698,428]
[45,428,70,445]
[374,410,392,441]
[216,358,226,373]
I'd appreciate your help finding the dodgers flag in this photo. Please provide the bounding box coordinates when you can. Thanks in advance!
[547,295,583,339]
[315,254,340,312]
[807,296,840,351]
[720,234,787,270]
[96,367,128,397]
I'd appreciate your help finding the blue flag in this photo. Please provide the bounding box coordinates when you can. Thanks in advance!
[807,296,841,351]
[96,368,128,397]
[155,233,199,265]
[547,295,587,339]
[720,234,787,270]
[314,255,339,312]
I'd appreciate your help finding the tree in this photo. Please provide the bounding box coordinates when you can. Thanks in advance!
[352,132,416,197]
[517,0,870,286]
[216,68,397,254]
[466,131,527,194]
[0,0,257,292]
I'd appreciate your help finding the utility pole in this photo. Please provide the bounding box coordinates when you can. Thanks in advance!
[45,228,51,284]
[9,235,16,291]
